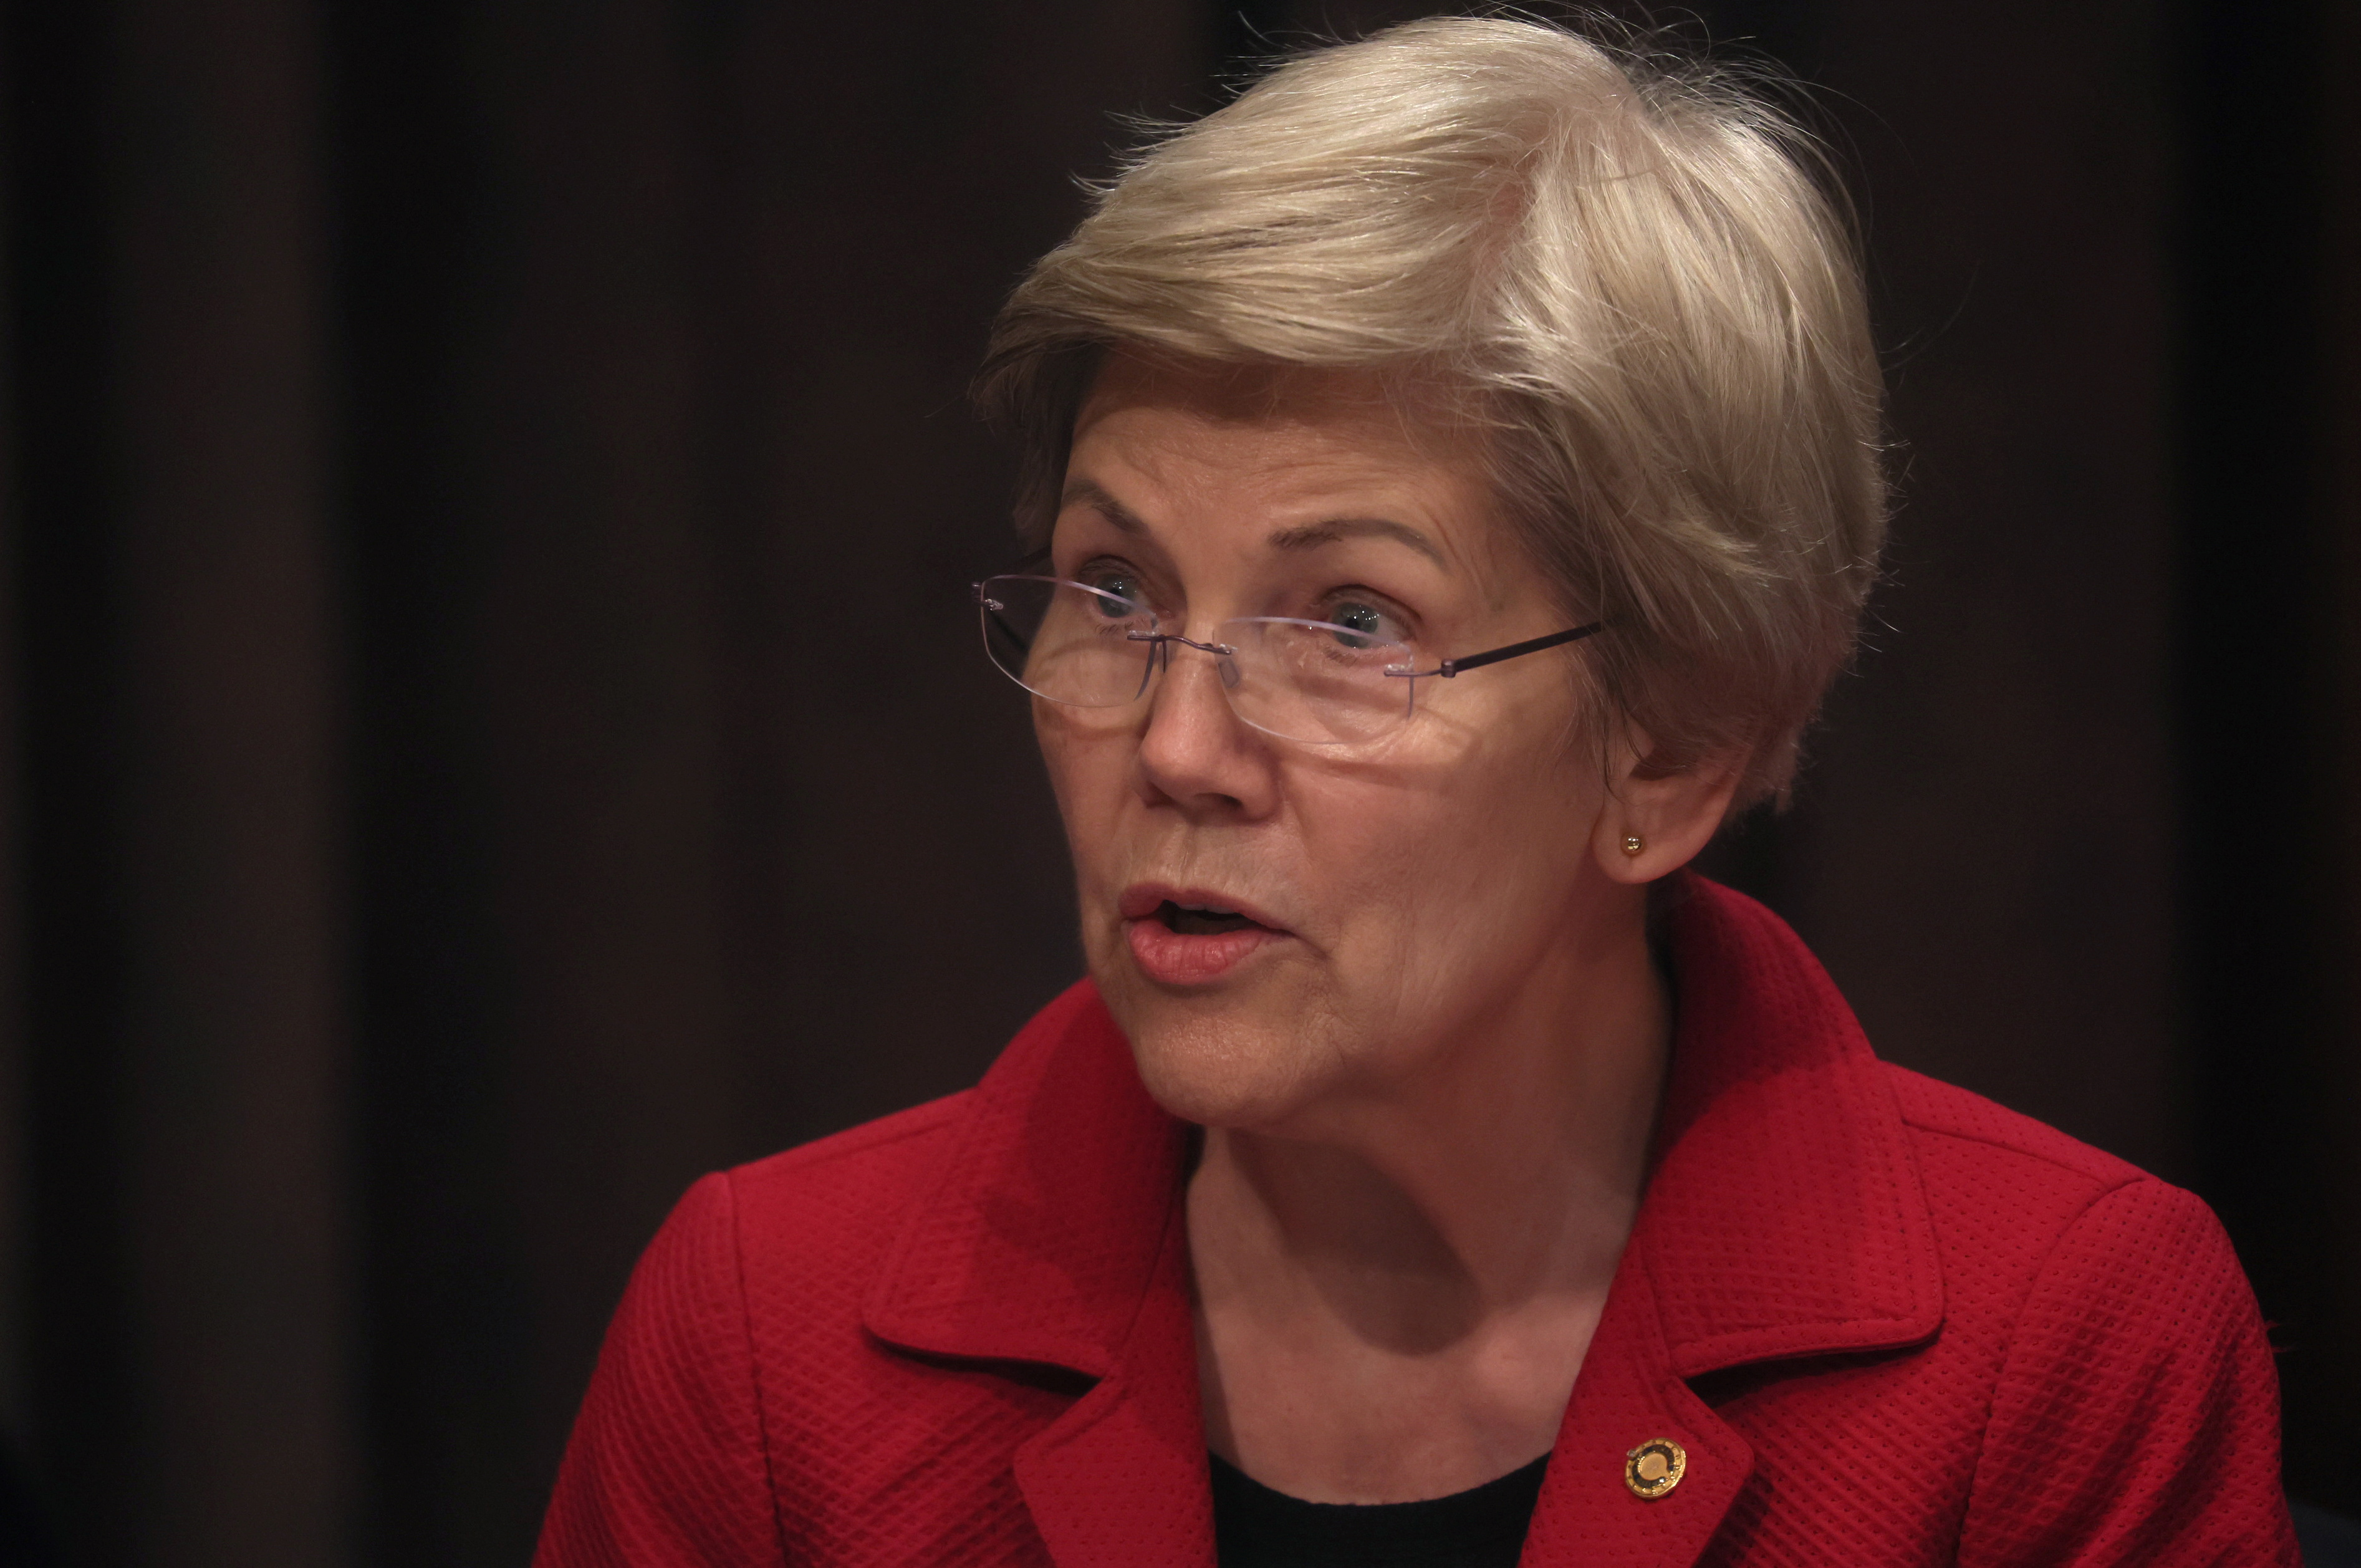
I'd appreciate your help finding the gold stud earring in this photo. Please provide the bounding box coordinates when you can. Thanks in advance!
[1622,835,1645,857]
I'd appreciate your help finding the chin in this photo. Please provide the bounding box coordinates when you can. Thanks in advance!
[1099,981,1332,1131]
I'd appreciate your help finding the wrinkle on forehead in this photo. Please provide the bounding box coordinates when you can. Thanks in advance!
[1067,351,1530,600]
[1077,350,1481,464]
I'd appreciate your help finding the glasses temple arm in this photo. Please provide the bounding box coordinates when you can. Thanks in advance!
[1388,621,1607,680]
[973,581,1037,657]
[988,609,1032,656]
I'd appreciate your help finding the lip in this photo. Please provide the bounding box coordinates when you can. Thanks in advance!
[1117,882,1294,986]
[1117,883,1289,930]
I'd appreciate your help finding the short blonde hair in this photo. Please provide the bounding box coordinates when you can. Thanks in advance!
[978,16,1887,808]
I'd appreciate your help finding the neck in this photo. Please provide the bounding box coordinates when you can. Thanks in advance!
[1186,887,1672,1489]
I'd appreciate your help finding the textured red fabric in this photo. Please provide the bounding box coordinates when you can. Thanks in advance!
[534,878,2298,1566]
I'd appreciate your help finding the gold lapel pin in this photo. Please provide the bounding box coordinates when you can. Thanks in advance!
[1624,1437,1686,1499]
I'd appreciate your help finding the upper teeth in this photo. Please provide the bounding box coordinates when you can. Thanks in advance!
[1181,903,1236,916]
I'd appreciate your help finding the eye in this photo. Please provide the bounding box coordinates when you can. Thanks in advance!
[1322,597,1408,649]
[1082,567,1146,617]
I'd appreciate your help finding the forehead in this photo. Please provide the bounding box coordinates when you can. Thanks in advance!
[1063,356,1520,593]
[1072,357,1489,508]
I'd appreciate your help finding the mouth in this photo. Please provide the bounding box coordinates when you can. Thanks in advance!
[1158,900,1262,936]
[1117,885,1291,986]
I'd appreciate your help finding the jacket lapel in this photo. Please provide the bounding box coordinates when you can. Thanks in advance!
[1008,1201,1213,1567]
[1638,878,1946,1376]
[1521,1246,1757,1565]
[1521,878,1945,1564]
[863,983,1214,1565]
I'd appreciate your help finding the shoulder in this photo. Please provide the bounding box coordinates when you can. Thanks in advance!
[1881,1061,2148,1214]
[1872,1064,2294,1562]
[1877,1061,2240,1316]
[1880,1054,2247,1314]
[658,1092,977,1330]
[532,1095,981,1566]
[622,1091,974,1294]
[605,1087,978,1360]
[725,1090,973,1229]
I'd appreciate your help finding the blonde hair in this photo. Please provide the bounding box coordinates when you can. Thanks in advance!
[978,16,1887,808]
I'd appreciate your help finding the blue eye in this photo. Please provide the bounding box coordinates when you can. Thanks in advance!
[1087,574,1142,615]
[1326,600,1396,648]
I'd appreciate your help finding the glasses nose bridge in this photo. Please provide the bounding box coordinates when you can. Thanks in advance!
[1135,628,1248,713]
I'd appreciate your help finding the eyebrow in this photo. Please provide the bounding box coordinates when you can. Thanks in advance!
[1061,478,1450,570]
[1267,516,1448,569]
[1060,479,1148,536]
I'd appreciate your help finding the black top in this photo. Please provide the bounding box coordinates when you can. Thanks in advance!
[1207,1451,1552,1568]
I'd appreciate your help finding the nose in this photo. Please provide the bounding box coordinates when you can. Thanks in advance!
[1133,633,1278,819]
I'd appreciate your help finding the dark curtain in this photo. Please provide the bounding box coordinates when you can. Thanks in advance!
[0,1,2352,1564]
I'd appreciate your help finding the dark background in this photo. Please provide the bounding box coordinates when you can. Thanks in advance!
[0,0,2352,1562]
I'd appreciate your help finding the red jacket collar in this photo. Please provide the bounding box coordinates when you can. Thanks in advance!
[1638,875,1944,1373]
[862,975,1205,1564]
[863,877,1942,1564]
[863,975,1188,1377]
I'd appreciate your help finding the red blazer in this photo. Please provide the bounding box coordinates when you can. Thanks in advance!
[534,878,2298,1566]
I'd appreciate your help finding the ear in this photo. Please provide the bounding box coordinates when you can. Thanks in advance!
[1589,725,1745,884]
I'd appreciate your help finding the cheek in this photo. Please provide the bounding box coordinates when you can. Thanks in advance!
[1309,749,1597,994]
[1034,706,1132,895]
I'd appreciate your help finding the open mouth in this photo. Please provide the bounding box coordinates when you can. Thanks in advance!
[1158,900,1262,936]
[1120,885,1287,985]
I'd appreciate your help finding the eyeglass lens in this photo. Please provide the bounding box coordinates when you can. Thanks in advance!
[976,575,1416,745]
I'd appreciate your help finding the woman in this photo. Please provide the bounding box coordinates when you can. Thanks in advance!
[536,19,2297,1566]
